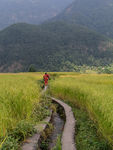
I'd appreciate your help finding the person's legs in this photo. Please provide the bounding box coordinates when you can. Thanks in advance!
[44,85,48,90]
[44,81,48,90]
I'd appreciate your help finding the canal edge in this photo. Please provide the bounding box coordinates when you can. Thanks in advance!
[51,97,76,150]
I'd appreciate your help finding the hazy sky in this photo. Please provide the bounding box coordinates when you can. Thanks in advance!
[0,0,74,29]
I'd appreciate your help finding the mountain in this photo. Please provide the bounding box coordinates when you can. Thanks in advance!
[0,0,73,30]
[54,0,113,39]
[0,22,113,72]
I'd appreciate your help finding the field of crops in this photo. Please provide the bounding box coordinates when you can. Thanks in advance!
[49,73,113,147]
[0,73,43,140]
[1,72,113,149]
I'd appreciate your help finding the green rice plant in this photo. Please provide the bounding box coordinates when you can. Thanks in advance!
[0,136,7,149]
[0,73,52,149]
[0,73,43,138]
[49,74,113,147]
[0,136,19,150]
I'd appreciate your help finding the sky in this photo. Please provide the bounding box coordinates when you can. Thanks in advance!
[0,0,74,30]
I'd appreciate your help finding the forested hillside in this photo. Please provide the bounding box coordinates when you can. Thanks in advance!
[0,22,113,72]
[54,0,113,39]
[0,0,73,30]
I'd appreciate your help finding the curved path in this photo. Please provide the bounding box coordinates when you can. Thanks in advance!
[21,95,76,150]
[51,97,76,150]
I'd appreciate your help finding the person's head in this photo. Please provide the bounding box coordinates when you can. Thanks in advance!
[45,72,47,75]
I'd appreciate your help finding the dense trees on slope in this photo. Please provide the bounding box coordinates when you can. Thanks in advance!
[0,22,113,72]
[54,0,113,39]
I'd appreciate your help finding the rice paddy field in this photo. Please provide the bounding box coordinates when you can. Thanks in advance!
[1,72,113,149]
[0,73,51,149]
[49,73,113,148]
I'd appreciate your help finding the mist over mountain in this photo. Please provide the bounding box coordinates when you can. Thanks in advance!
[0,0,73,30]
[0,0,113,72]
[0,22,113,72]
[54,0,113,39]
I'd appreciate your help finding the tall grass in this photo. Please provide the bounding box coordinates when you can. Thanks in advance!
[0,73,42,138]
[49,74,113,146]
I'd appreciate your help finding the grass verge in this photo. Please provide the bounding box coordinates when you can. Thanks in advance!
[71,104,111,150]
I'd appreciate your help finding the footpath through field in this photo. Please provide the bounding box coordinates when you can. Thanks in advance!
[22,87,76,150]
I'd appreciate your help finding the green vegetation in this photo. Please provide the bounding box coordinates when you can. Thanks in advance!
[0,73,40,138]
[72,64,113,74]
[1,121,36,150]
[28,64,37,72]
[73,107,110,150]
[0,73,51,149]
[49,74,113,148]
[1,0,113,73]
[0,22,113,72]
[55,0,113,39]
[39,123,54,150]
[52,135,61,150]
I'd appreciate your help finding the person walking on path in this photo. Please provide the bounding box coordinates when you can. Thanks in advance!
[43,73,50,90]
